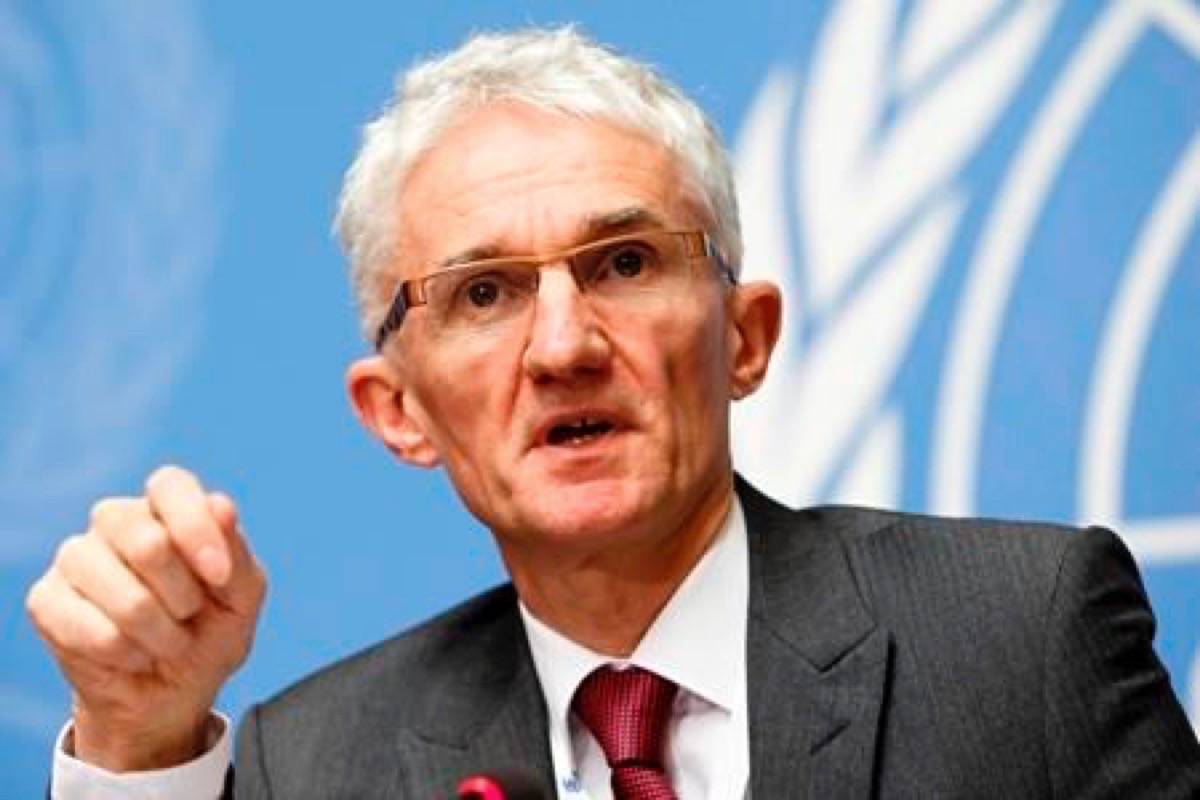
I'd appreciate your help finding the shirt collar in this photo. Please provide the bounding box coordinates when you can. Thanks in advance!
[519,493,748,737]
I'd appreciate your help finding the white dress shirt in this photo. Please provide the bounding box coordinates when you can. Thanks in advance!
[53,713,230,800]
[521,497,750,799]
[51,497,750,800]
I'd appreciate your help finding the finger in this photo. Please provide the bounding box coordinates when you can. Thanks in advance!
[56,534,192,661]
[106,514,208,622]
[207,492,238,533]
[27,568,153,673]
[207,493,266,616]
[145,466,231,588]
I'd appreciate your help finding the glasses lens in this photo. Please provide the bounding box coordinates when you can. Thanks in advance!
[407,232,706,341]
[575,232,689,299]
[425,261,537,332]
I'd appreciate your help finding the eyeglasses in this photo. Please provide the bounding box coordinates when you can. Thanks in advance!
[374,229,734,349]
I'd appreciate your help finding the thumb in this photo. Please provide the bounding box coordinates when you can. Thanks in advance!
[205,492,264,615]
[207,492,239,533]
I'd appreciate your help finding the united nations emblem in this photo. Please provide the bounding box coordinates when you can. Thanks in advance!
[0,0,225,739]
[731,0,1200,724]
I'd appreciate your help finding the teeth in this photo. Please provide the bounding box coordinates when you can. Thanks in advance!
[546,416,614,445]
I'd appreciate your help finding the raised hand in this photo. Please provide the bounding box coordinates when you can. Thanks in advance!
[26,465,267,771]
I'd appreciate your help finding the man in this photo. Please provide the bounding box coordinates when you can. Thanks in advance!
[28,26,1200,799]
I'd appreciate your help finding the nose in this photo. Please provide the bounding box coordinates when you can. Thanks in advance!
[522,266,611,382]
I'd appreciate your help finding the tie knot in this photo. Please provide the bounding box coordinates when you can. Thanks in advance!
[572,665,678,768]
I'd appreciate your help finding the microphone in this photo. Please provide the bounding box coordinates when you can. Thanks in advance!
[457,769,548,800]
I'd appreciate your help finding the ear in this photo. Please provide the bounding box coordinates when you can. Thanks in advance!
[726,280,783,400]
[346,356,441,468]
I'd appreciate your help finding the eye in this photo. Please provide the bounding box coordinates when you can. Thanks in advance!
[466,278,501,307]
[440,265,532,325]
[590,240,662,284]
[610,246,646,278]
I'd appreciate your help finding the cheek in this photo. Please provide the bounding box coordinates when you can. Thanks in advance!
[645,302,731,434]
[410,345,520,459]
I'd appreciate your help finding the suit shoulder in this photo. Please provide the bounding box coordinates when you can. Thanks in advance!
[234,583,537,793]
[794,507,1143,648]
[738,472,1077,549]
[823,505,1088,596]
[252,581,520,726]
[737,475,1096,606]
[819,504,1079,550]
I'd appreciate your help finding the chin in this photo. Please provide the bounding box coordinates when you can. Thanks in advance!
[516,475,663,547]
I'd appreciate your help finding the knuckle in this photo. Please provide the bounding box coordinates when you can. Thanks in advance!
[54,534,88,569]
[25,575,74,649]
[89,624,127,662]
[88,497,128,528]
[124,521,171,570]
[88,498,113,525]
[111,590,156,630]
[24,577,49,623]
[145,464,189,494]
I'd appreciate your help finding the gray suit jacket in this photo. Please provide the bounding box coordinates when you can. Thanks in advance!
[233,478,1200,797]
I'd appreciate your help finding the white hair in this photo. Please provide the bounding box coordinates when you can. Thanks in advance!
[334,26,743,341]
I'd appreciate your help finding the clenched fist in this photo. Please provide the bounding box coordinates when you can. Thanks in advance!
[26,465,267,772]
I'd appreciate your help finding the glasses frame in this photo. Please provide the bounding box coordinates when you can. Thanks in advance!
[374,229,735,350]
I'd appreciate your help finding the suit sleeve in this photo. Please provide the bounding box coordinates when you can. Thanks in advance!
[1042,526,1200,797]
[231,704,272,799]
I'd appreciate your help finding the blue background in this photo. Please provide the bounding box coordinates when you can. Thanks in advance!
[3,2,1197,792]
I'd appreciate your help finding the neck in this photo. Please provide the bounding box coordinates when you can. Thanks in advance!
[502,474,734,657]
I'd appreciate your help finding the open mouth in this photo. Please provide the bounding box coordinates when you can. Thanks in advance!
[545,417,616,446]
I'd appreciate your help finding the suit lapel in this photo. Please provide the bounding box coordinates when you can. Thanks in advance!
[389,479,890,798]
[392,592,556,797]
[739,477,891,799]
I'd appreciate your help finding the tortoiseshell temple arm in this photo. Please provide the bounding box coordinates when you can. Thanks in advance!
[374,282,423,351]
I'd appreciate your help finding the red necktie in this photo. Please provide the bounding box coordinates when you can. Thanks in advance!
[572,666,679,800]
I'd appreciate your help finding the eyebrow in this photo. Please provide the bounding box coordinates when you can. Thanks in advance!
[579,206,668,239]
[435,206,669,271]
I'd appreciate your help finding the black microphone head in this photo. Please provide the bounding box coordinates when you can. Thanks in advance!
[457,768,547,800]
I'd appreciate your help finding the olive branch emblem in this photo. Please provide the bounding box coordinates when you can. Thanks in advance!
[732,0,1059,508]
